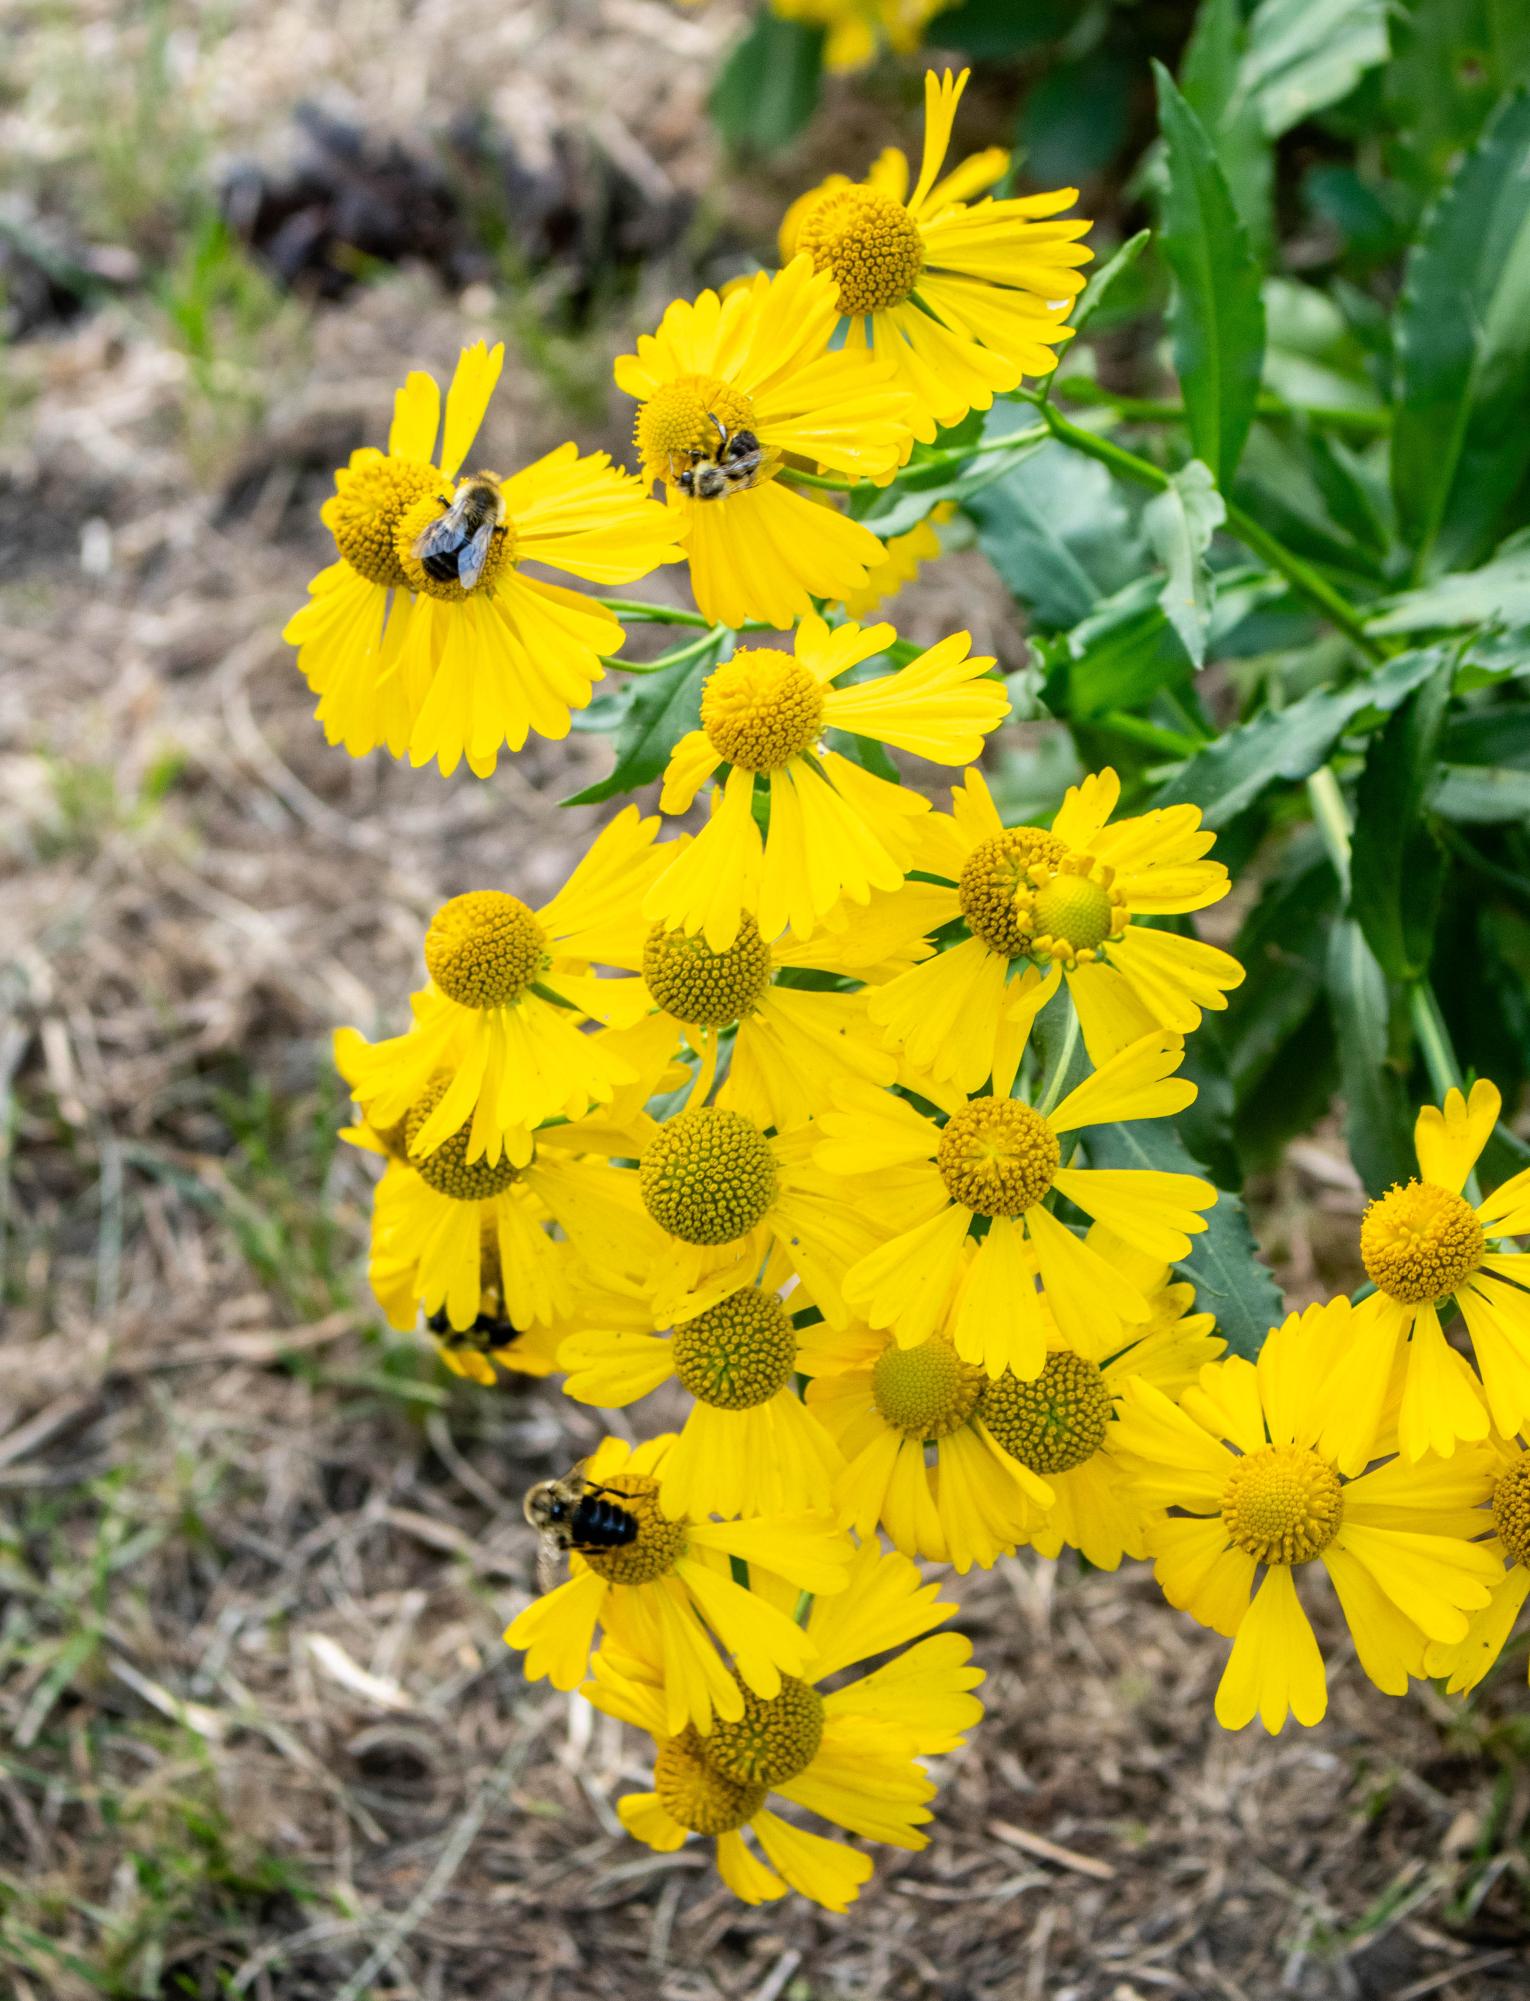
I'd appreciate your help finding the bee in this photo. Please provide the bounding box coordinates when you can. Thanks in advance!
[411,470,507,591]
[426,1307,521,1355]
[672,413,764,500]
[524,1466,640,1592]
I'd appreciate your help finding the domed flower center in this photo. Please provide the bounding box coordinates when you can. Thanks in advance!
[1222,1444,1343,1566]
[1360,1180,1485,1304]
[635,375,763,491]
[655,1727,766,1834]
[425,891,548,1008]
[796,187,925,315]
[1020,864,1122,965]
[672,1289,797,1409]
[325,453,442,588]
[579,1471,688,1584]
[405,1080,520,1200]
[872,1335,985,1440]
[643,915,773,1026]
[705,1674,825,1786]
[700,650,825,771]
[958,828,1071,958]
[978,1351,1111,1474]
[639,1107,779,1246]
[937,1098,1060,1217]
[1492,1457,1530,1568]
[394,484,515,602]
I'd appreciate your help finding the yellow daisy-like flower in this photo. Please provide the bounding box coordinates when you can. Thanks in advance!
[1426,1430,1530,1693]
[643,613,1009,950]
[779,68,1092,439]
[337,809,668,1166]
[770,0,952,73]
[868,766,1244,1089]
[504,1434,853,1734]
[1112,1299,1502,1734]
[834,501,956,618]
[285,341,684,776]
[1322,1080,1530,1468]
[590,1538,983,1910]
[561,1282,843,1520]
[622,884,947,1126]
[816,1030,1216,1373]
[800,1312,1053,1570]
[615,256,916,629]
[975,1226,1224,1569]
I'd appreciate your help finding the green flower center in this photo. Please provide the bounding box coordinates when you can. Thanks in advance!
[671,1289,797,1409]
[872,1336,985,1440]
[639,1107,779,1246]
[978,1351,1111,1473]
[705,1674,825,1785]
[406,1080,520,1199]
[957,828,1070,959]
[642,915,773,1025]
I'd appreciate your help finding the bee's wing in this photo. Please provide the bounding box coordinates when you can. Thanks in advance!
[455,521,497,593]
[535,1537,563,1594]
[412,496,467,563]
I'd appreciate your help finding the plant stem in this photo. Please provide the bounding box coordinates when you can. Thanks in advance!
[1305,764,1353,897]
[1097,710,1204,758]
[603,623,730,675]
[1054,378,1391,438]
[778,427,1048,494]
[594,597,713,627]
[1407,982,1464,1105]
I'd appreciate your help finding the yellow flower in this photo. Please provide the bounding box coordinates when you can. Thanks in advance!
[975,1227,1224,1569]
[780,69,1092,438]
[834,501,955,618]
[1426,1430,1530,1693]
[590,1539,983,1909]
[801,1313,1053,1570]
[770,0,952,72]
[815,1030,1216,1374]
[615,257,916,628]
[561,1284,843,1520]
[504,1434,853,1734]
[284,341,683,777]
[336,810,670,1166]
[643,614,1008,950]
[1323,1080,1530,1467]
[868,766,1243,1088]
[1112,1300,1502,1733]
[426,1303,567,1388]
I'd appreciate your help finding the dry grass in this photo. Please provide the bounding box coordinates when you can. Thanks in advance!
[4,4,1530,1996]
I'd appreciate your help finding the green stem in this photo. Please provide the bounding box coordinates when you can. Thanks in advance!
[1407,983,1464,1106]
[1305,764,1353,898]
[1096,711,1204,758]
[594,597,713,627]
[1054,379,1390,438]
[792,1589,814,1628]
[603,624,730,675]
[778,428,1048,494]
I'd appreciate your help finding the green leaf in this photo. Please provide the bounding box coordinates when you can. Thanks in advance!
[1367,529,1530,634]
[935,0,1072,58]
[710,15,824,154]
[854,427,1047,540]
[967,439,1143,630]
[1392,89,1530,576]
[1153,63,1267,484]
[1431,764,1530,822]
[1180,0,1275,252]
[1143,459,1227,668]
[1065,228,1151,341]
[1085,1120,1283,1360]
[1325,918,1412,1192]
[1236,0,1390,136]
[1159,646,1447,826]
[1350,653,1452,980]
[1049,579,1194,719]
[561,639,723,807]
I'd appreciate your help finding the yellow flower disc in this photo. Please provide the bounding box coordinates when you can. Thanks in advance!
[405,1080,520,1201]
[1492,1457,1530,1567]
[1222,1444,1343,1566]
[705,1674,825,1786]
[795,187,925,315]
[1360,1179,1485,1304]
[1024,866,1123,965]
[958,828,1070,958]
[643,915,773,1025]
[978,1352,1111,1474]
[580,1473,688,1584]
[425,891,548,1009]
[937,1098,1060,1218]
[672,1289,797,1410]
[872,1335,985,1440]
[655,1727,766,1834]
[394,490,515,601]
[325,455,441,587]
[639,1107,779,1245]
[635,375,761,488]
[700,649,826,772]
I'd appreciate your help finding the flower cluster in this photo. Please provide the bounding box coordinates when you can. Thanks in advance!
[313,71,1530,1910]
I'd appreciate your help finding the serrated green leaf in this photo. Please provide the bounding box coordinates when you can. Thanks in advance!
[1350,653,1452,980]
[710,15,824,154]
[1052,578,1194,718]
[1158,646,1448,826]
[1392,89,1530,576]
[1143,459,1226,668]
[1153,63,1267,484]
[1325,918,1412,1192]
[1367,529,1530,634]
[1236,0,1390,137]
[1085,1119,1283,1359]
[561,640,723,808]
